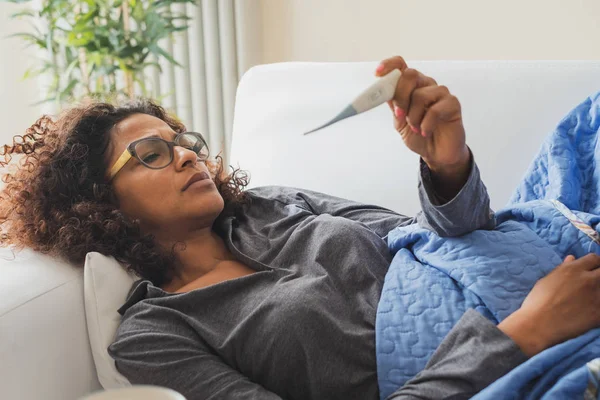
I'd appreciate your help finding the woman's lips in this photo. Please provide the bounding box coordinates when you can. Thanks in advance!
[182,171,211,191]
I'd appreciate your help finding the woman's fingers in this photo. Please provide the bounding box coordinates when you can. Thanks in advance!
[375,56,408,77]
[419,96,462,138]
[503,251,600,356]
[388,85,459,138]
[405,85,452,136]
[386,100,410,135]
[375,56,436,85]
[386,99,411,137]
[391,68,420,122]
[377,64,441,135]
[571,253,600,271]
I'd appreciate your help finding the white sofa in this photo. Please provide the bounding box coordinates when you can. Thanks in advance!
[2,60,600,400]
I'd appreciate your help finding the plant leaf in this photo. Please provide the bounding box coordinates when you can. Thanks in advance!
[6,32,46,48]
[148,43,181,67]
[9,9,36,19]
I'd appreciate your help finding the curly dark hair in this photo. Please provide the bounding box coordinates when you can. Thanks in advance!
[0,98,250,287]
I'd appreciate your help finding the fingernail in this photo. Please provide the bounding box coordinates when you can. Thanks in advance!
[410,125,419,134]
[375,64,384,74]
[421,129,427,137]
[394,106,405,119]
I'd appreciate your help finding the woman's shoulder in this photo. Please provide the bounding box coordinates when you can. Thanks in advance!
[107,287,197,365]
[110,281,193,359]
[245,185,331,204]
[246,184,305,197]
[115,279,182,329]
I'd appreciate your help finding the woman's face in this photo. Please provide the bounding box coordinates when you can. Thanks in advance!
[106,113,224,237]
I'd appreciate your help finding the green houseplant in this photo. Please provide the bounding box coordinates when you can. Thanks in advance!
[3,0,195,107]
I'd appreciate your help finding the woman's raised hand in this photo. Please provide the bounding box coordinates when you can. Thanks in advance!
[375,56,470,175]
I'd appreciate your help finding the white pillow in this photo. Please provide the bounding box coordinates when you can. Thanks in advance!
[83,252,139,389]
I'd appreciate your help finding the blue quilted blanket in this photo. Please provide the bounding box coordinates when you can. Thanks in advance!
[376,91,600,400]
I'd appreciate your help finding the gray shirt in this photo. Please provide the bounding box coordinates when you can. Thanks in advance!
[108,159,526,400]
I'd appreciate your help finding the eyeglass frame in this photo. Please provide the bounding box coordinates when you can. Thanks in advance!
[106,131,210,181]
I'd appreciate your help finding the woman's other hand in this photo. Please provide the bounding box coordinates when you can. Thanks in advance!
[498,253,600,357]
[375,56,470,199]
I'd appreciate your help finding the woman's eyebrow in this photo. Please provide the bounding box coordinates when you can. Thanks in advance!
[138,130,178,140]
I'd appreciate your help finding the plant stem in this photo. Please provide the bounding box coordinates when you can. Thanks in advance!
[74,3,90,97]
[121,0,134,98]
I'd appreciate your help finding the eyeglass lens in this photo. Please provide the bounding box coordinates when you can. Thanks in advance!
[135,133,208,168]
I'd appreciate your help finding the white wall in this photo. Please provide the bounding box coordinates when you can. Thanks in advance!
[0,3,42,146]
[3,0,598,147]
[260,0,600,63]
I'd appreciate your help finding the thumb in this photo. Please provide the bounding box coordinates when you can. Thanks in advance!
[556,254,576,270]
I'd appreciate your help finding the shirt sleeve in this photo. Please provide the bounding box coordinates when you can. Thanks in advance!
[415,151,496,237]
[275,151,494,239]
[386,309,528,400]
[108,305,283,400]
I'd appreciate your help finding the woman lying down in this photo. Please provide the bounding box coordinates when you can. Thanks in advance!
[1,55,599,400]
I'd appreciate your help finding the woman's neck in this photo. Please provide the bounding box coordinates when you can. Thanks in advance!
[154,227,237,290]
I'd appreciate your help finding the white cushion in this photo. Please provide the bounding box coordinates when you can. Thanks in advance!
[83,252,138,389]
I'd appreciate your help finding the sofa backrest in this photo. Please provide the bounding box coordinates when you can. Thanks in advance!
[231,61,600,216]
[0,248,102,400]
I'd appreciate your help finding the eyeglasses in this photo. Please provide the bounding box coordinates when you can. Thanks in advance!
[107,131,209,181]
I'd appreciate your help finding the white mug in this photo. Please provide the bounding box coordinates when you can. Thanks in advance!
[79,385,187,400]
